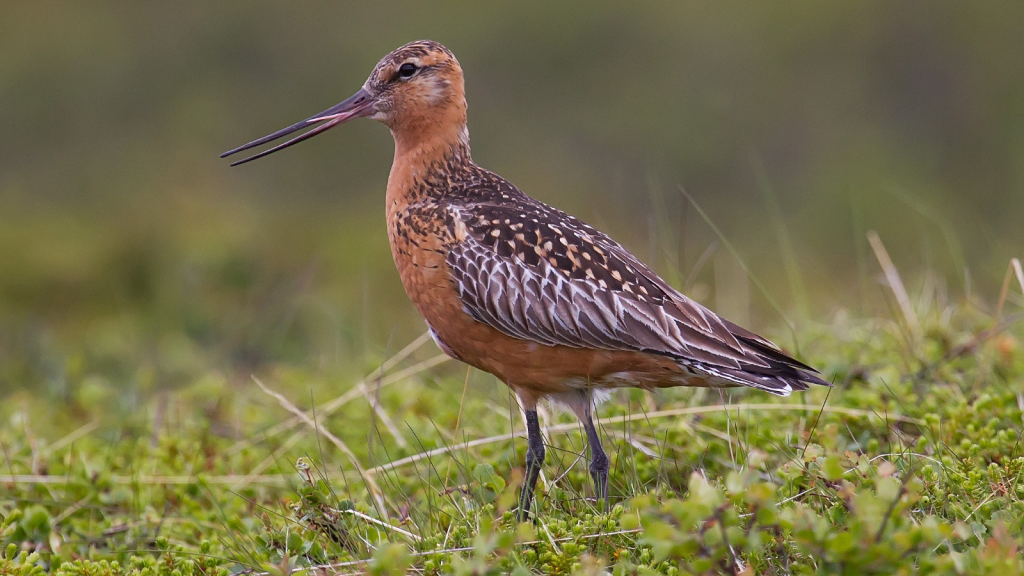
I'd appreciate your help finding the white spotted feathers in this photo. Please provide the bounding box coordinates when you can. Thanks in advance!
[440,167,827,396]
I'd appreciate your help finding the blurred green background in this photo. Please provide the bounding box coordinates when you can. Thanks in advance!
[2,1,1022,399]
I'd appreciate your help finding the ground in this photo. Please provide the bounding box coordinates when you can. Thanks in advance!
[2,294,1024,575]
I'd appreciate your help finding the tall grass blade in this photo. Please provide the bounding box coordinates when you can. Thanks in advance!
[678,185,799,350]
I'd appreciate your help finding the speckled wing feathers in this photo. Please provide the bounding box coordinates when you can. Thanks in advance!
[444,179,827,396]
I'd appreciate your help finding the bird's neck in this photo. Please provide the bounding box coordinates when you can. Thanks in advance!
[387,118,473,206]
[391,104,471,160]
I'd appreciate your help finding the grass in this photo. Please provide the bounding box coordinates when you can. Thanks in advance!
[2,247,1024,575]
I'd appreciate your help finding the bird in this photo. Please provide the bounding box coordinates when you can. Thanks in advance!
[222,40,828,520]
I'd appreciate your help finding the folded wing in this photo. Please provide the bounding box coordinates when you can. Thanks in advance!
[445,200,827,396]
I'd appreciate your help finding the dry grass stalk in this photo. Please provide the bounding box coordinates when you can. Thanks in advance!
[995,258,1024,320]
[230,430,307,491]
[867,231,920,338]
[360,382,410,449]
[259,354,448,440]
[252,376,390,519]
[343,508,422,542]
[3,403,916,489]
[0,474,294,485]
[45,420,99,455]
[368,403,920,475]
[227,332,443,454]
[605,430,659,458]
[248,528,643,576]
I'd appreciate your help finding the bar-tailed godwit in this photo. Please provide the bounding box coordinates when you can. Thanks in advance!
[223,40,827,519]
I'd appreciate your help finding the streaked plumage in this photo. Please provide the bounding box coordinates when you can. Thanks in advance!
[223,39,827,520]
[445,181,824,396]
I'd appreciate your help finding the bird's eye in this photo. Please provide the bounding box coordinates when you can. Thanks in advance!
[398,63,418,79]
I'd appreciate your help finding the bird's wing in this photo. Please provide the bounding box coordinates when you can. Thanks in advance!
[445,200,826,395]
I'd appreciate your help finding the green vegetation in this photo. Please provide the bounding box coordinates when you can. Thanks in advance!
[4,3,1024,574]
[2,271,1023,574]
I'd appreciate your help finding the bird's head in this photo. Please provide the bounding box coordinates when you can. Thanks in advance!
[365,40,466,133]
[222,40,467,166]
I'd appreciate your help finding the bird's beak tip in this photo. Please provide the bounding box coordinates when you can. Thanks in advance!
[221,87,375,166]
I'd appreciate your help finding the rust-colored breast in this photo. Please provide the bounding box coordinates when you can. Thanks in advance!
[387,196,454,317]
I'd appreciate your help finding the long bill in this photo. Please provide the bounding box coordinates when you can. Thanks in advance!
[221,88,375,166]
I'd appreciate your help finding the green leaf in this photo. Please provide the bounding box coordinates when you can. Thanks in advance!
[822,455,845,481]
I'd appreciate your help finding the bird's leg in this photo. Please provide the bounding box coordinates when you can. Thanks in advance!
[582,409,609,509]
[518,409,545,522]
